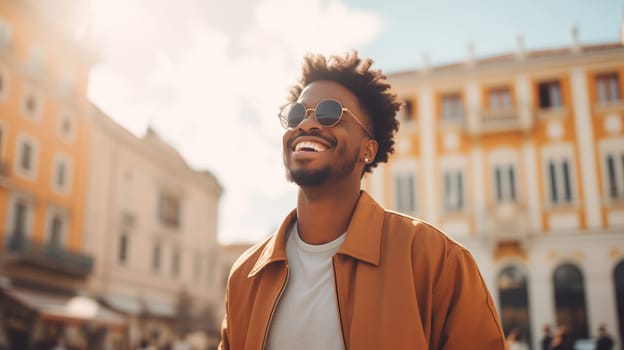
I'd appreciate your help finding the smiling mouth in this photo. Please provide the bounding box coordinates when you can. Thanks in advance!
[293,141,328,152]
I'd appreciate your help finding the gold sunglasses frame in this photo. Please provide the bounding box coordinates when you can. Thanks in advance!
[279,99,373,138]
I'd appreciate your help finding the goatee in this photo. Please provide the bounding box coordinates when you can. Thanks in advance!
[287,166,331,187]
[285,147,359,187]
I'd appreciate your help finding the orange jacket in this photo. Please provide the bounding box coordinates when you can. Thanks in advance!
[220,191,506,349]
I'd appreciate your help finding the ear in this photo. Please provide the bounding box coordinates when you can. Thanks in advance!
[361,138,378,164]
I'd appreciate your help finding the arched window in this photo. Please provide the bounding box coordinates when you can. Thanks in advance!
[553,263,588,342]
[614,260,624,343]
[498,265,531,344]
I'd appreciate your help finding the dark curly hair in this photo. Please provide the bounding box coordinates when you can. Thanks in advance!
[287,51,402,174]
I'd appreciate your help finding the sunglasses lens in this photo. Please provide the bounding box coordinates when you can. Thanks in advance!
[280,103,306,128]
[315,100,343,126]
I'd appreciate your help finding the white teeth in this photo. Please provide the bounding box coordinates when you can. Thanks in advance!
[294,141,327,152]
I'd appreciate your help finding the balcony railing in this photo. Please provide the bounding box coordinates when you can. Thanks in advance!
[484,201,529,243]
[467,104,534,135]
[4,233,94,278]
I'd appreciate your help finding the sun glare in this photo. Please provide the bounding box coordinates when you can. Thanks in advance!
[88,0,148,48]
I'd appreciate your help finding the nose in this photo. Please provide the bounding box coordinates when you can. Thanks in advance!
[296,108,322,131]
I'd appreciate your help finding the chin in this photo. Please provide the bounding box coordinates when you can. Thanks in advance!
[287,166,331,187]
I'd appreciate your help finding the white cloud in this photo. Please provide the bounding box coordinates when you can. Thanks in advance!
[87,0,383,243]
[254,0,383,58]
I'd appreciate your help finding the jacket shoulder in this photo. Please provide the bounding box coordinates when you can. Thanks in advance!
[381,209,469,257]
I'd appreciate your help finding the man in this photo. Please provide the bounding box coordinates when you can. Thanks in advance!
[219,51,505,349]
[541,324,554,350]
[596,324,615,350]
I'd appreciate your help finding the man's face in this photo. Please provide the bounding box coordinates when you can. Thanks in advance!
[282,80,372,187]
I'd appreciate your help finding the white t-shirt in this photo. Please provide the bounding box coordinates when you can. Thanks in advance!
[265,223,346,350]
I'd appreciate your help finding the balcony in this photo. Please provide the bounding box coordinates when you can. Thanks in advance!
[594,99,624,114]
[3,233,94,278]
[484,201,529,244]
[467,104,534,135]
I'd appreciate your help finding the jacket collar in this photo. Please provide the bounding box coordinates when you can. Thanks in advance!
[248,191,384,278]
[338,191,384,266]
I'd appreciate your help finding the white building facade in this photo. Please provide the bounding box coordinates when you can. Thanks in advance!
[85,107,222,348]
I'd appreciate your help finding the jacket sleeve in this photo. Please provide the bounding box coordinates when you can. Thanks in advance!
[431,248,506,349]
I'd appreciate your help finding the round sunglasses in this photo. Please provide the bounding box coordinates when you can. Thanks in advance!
[278,99,373,138]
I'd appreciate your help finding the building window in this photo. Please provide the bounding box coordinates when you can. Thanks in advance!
[498,265,531,346]
[52,154,71,194]
[21,143,32,171]
[443,170,464,211]
[118,233,129,264]
[48,214,64,247]
[547,158,575,205]
[614,260,624,343]
[56,162,66,188]
[488,86,512,110]
[538,80,562,108]
[57,112,75,141]
[158,191,180,228]
[494,164,517,202]
[596,73,620,104]
[171,248,181,278]
[12,200,28,236]
[15,135,38,179]
[441,93,463,121]
[553,263,589,343]
[394,173,416,214]
[152,242,161,272]
[0,64,8,101]
[399,98,415,122]
[21,88,43,120]
[25,95,36,114]
[44,208,68,248]
[604,152,624,201]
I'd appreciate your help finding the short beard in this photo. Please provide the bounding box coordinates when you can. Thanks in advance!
[287,166,331,187]
[285,147,359,187]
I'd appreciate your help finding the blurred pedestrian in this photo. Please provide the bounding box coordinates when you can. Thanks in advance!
[172,334,191,350]
[52,336,67,350]
[136,338,156,350]
[507,328,529,350]
[551,325,574,350]
[218,51,506,349]
[541,324,554,350]
[595,324,614,350]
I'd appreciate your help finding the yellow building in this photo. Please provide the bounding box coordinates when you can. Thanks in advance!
[0,1,124,349]
[365,36,624,348]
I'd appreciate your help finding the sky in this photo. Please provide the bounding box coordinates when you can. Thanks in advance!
[86,0,623,244]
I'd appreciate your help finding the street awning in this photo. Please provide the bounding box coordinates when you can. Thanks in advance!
[143,297,176,318]
[0,287,126,328]
[103,294,142,315]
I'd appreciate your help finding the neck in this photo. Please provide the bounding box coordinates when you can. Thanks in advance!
[296,176,362,245]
